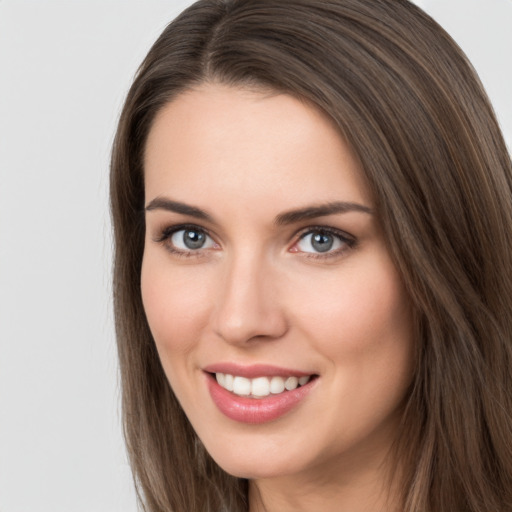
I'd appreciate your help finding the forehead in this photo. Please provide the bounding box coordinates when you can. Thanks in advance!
[143,83,371,210]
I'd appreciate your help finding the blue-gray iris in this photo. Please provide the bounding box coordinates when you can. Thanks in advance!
[312,232,334,252]
[184,230,206,249]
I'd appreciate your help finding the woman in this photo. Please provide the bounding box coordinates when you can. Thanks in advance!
[110,0,512,510]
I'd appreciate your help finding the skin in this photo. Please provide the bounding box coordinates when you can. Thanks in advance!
[141,83,414,512]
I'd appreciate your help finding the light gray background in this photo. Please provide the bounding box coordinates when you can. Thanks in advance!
[0,1,510,511]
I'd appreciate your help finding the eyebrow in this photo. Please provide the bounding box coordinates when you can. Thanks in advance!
[274,201,373,225]
[145,197,214,222]
[145,197,373,224]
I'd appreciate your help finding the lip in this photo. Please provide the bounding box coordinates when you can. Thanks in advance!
[203,362,313,379]
[204,370,317,424]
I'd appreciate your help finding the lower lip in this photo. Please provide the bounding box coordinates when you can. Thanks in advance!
[206,374,316,424]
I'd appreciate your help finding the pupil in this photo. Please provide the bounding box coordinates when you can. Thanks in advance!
[184,230,205,249]
[312,232,333,252]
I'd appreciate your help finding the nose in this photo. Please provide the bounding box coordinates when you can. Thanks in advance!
[212,252,288,346]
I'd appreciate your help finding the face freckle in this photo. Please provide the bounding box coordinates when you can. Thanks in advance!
[141,82,414,498]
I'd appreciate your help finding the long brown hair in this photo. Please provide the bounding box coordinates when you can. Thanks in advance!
[110,1,512,510]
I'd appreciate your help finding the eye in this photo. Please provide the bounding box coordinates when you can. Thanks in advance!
[170,228,216,251]
[293,228,354,256]
[154,224,219,256]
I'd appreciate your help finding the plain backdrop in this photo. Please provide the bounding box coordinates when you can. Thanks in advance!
[0,1,510,511]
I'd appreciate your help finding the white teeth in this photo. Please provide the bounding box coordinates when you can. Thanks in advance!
[215,373,312,397]
[269,376,285,394]
[299,376,311,386]
[251,377,270,397]
[232,376,251,396]
[216,373,225,387]
[224,373,234,391]
[285,376,299,391]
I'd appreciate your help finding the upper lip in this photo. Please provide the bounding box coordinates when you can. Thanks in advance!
[203,362,315,379]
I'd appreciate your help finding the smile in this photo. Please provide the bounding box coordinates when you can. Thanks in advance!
[215,373,312,398]
[205,367,318,424]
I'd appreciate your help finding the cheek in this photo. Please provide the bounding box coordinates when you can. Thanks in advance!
[140,251,213,359]
[294,255,414,441]
[291,251,414,379]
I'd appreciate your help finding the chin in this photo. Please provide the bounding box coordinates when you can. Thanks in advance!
[200,432,317,481]
[213,456,296,480]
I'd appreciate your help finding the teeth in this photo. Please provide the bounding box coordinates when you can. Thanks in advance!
[299,376,310,386]
[215,373,312,397]
[224,373,234,391]
[232,376,251,396]
[251,377,270,397]
[285,376,299,390]
[270,376,285,394]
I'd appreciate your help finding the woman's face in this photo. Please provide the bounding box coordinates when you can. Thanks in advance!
[141,83,414,485]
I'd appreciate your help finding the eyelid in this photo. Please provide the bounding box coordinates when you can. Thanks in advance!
[153,223,210,242]
[153,223,219,257]
[295,225,355,243]
[152,222,356,259]
[290,225,356,257]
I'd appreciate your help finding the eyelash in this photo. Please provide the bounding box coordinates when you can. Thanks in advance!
[153,224,217,259]
[153,223,356,260]
[294,225,356,260]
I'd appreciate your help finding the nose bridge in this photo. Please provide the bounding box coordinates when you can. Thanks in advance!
[213,248,286,345]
